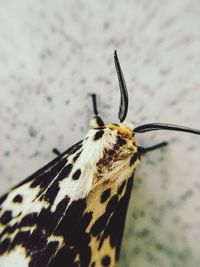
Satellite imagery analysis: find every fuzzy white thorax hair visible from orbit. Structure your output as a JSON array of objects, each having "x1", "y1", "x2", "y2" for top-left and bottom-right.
[{"x1": 52, "y1": 128, "x2": 118, "y2": 209}]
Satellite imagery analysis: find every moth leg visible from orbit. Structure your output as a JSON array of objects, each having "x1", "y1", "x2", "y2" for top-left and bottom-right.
[
  {"x1": 90, "y1": 94, "x2": 105, "y2": 128},
  {"x1": 52, "y1": 148, "x2": 62, "y2": 156},
  {"x1": 138, "y1": 141, "x2": 168, "y2": 156}
]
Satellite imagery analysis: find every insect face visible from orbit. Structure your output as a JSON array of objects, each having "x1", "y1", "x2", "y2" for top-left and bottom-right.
[{"x1": 88, "y1": 123, "x2": 140, "y2": 186}]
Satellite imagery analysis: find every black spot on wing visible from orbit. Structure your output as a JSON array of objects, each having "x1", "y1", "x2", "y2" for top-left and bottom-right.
[
  {"x1": 72, "y1": 151, "x2": 82, "y2": 163},
  {"x1": 72, "y1": 169, "x2": 81, "y2": 180},
  {"x1": 13, "y1": 194, "x2": 23, "y2": 203},
  {"x1": 94, "y1": 130, "x2": 104, "y2": 140},
  {"x1": 130, "y1": 152, "x2": 138, "y2": 166},
  {"x1": 0, "y1": 211, "x2": 12, "y2": 225},
  {"x1": 100, "y1": 189, "x2": 111, "y2": 203},
  {"x1": 101, "y1": 255, "x2": 111, "y2": 266}
]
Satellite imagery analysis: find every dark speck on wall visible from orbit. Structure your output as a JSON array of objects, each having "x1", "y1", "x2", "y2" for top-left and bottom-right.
[
  {"x1": 29, "y1": 126, "x2": 37, "y2": 137},
  {"x1": 4, "y1": 151, "x2": 10, "y2": 157},
  {"x1": 46, "y1": 96, "x2": 52, "y2": 102}
]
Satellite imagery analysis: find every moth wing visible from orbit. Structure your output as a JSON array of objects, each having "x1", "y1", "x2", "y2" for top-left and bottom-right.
[
  {"x1": 83, "y1": 173, "x2": 134, "y2": 267},
  {"x1": 0, "y1": 140, "x2": 83, "y2": 266}
]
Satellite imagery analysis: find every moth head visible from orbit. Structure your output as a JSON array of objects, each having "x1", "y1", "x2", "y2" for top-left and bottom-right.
[
  {"x1": 103, "y1": 51, "x2": 200, "y2": 142},
  {"x1": 86, "y1": 122, "x2": 140, "y2": 189},
  {"x1": 88, "y1": 123, "x2": 139, "y2": 185}
]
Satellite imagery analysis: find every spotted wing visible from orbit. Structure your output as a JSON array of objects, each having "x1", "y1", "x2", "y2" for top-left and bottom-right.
[
  {"x1": 82, "y1": 174, "x2": 134, "y2": 267},
  {"x1": 0, "y1": 140, "x2": 83, "y2": 267}
]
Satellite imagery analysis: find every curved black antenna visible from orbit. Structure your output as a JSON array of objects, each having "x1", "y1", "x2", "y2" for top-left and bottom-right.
[
  {"x1": 114, "y1": 50, "x2": 129, "y2": 122},
  {"x1": 91, "y1": 94, "x2": 99, "y2": 116},
  {"x1": 134, "y1": 123, "x2": 200, "y2": 135}
]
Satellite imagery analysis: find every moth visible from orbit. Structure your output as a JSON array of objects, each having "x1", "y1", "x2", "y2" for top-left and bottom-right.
[{"x1": 0, "y1": 51, "x2": 200, "y2": 267}]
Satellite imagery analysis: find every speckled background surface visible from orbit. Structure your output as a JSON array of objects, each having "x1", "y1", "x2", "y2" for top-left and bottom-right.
[{"x1": 0, "y1": 0, "x2": 200, "y2": 266}]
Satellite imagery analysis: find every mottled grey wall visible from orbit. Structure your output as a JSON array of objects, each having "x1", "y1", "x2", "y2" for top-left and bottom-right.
[{"x1": 0, "y1": 1, "x2": 200, "y2": 266}]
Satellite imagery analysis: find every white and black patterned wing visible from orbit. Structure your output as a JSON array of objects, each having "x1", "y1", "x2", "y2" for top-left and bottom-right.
[
  {"x1": 0, "y1": 140, "x2": 83, "y2": 267},
  {"x1": 0, "y1": 124, "x2": 140, "y2": 267}
]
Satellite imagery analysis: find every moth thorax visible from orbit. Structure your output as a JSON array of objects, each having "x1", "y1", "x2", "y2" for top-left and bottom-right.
[{"x1": 95, "y1": 134, "x2": 139, "y2": 183}]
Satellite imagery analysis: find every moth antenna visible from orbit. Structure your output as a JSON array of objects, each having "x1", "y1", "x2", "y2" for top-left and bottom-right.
[
  {"x1": 91, "y1": 93, "x2": 99, "y2": 116},
  {"x1": 90, "y1": 93, "x2": 104, "y2": 127},
  {"x1": 134, "y1": 123, "x2": 200, "y2": 135},
  {"x1": 114, "y1": 50, "x2": 129, "y2": 122}
]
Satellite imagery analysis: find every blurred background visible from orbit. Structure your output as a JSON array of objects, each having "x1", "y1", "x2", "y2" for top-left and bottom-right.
[{"x1": 0, "y1": 0, "x2": 200, "y2": 266}]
